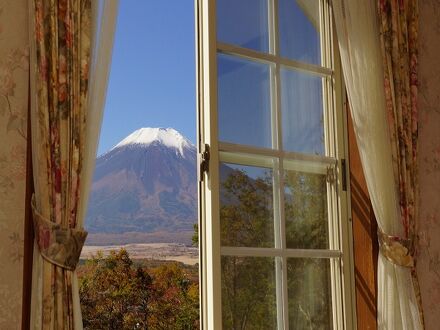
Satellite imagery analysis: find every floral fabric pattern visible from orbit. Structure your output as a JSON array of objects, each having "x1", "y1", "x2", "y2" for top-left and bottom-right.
[
  {"x1": 378, "y1": 0, "x2": 419, "y2": 253},
  {"x1": 377, "y1": 0, "x2": 424, "y2": 326},
  {"x1": 31, "y1": 0, "x2": 91, "y2": 328},
  {"x1": 0, "y1": 0, "x2": 29, "y2": 328},
  {"x1": 32, "y1": 197, "x2": 87, "y2": 271}
]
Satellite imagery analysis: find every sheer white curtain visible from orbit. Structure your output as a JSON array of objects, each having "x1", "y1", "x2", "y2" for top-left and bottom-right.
[
  {"x1": 73, "y1": 0, "x2": 119, "y2": 327},
  {"x1": 332, "y1": 1, "x2": 422, "y2": 329}
]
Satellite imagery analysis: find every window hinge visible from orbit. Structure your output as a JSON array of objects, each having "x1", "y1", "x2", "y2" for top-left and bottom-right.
[
  {"x1": 198, "y1": 144, "x2": 210, "y2": 182},
  {"x1": 341, "y1": 159, "x2": 347, "y2": 191},
  {"x1": 326, "y1": 165, "x2": 336, "y2": 185}
]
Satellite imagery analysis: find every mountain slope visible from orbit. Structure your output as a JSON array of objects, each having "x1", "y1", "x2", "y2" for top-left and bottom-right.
[{"x1": 85, "y1": 128, "x2": 197, "y2": 244}]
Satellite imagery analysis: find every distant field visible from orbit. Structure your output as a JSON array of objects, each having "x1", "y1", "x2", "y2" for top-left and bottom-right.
[
  {"x1": 81, "y1": 242, "x2": 199, "y2": 265},
  {"x1": 85, "y1": 230, "x2": 194, "y2": 246}
]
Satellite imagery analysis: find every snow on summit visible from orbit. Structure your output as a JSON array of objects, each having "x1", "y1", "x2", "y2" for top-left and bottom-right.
[{"x1": 112, "y1": 127, "x2": 194, "y2": 156}]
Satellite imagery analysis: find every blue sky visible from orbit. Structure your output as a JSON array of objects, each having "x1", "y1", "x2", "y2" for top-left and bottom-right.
[{"x1": 97, "y1": 0, "x2": 196, "y2": 155}]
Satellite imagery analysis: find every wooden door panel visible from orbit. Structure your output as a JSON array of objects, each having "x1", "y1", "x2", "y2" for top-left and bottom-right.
[{"x1": 347, "y1": 107, "x2": 379, "y2": 330}]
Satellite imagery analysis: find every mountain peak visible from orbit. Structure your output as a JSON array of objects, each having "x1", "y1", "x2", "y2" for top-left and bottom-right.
[{"x1": 112, "y1": 127, "x2": 194, "y2": 156}]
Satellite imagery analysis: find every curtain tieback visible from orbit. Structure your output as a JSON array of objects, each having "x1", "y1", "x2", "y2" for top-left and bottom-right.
[
  {"x1": 377, "y1": 227, "x2": 414, "y2": 268},
  {"x1": 31, "y1": 195, "x2": 88, "y2": 271}
]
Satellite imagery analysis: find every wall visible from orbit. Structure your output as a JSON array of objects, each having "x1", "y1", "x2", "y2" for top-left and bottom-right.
[
  {"x1": 417, "y1": 1, "x2": 440, "y2": 329},
  {"x1": 0, "y1": 0, "x2": 29, "y2": 328}
]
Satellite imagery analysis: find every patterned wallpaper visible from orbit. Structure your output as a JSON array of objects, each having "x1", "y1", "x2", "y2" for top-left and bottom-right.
[
  {"x1": 417, "y1": 1, "x2": 440, "y2": 329},
  {"x1": 0, "y1": 0, "x2": 28, "y2": 328}
]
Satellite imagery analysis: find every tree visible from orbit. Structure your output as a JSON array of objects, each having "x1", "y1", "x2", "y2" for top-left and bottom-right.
[
  {"x1": 284, "y1": 171, "x2": 328, "y2": 249},
  {"x1": 218, "y1": 168, "x2": 331, "y2": 329},
  {"x1": 220, "y1": 170, "x2": 277, "y2": 329},
  {"x1": 284, "y1": 171, "x2": 332, "y2": 329},
  {"x1": 192, "y1": 223, "x2": 198, "y2": 247},
  {"x1": 149, "y1": 263, "x2": 199, "y2": 329},
  {"x1": 79, "y1": 249, "x2": 143, "y2": 329},
  {"x1": 79, "y1": 249, "x2": 199, "y2": 329},
  {"x1": 220, "y1": 169, "x2": 274, "y2": 248}
]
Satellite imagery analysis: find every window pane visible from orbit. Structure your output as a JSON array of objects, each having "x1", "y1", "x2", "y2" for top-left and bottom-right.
[
  {"x1": 278, "y1": 0, "x2": 321, "y2": 65},
  {"x1": 222, "y1": 256, "x2": 277, "y2": 329},
  {"x1": 220, "y1": 163, "x2": 274, "y2": 247},
  {"x1": 217, "y1": 0, "x2": 270, "y2": 53},
  {"x1": 287, "y1": 258, "x2": 333, "y2": 329},
  {"x1": 284, "y1": 166, "x2": 329, "y2": 249},
  {"x1": 281, "y1": 68, "x2": 325, "y2": 155},
  {"x1": 218, "y1": 54, "x2": 272, "y2": 149}
]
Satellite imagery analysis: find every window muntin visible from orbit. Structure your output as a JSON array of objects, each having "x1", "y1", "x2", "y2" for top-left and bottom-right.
[{"x1": 214, "y1": 0, "x2": 345, "y2": 329}]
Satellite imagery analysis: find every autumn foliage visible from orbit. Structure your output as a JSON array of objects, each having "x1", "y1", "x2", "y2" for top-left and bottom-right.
[
  {"x1": 79, "y1": 168, "x2": 332, "y2": 329},
  {"x1": 78, "y1": 249, "x2": 199, "y2": 330}
]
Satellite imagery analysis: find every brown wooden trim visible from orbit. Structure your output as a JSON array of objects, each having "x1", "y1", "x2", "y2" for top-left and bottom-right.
[
  {"x1": 21, "y1": 72, "x2": 34, "y2": 330},
  {"x1": 347, "y1": 102, "x2": 379, "y2": 330}
]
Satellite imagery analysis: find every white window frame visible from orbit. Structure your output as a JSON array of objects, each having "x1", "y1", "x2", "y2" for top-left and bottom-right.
[{"x1": 196, "y1": 0, "x2": 356, "y2": 329}]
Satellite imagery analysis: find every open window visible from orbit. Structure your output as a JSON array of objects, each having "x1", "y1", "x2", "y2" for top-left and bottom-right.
[{"x1": 197, "y1": 0, "x2": 355, "y2": 328}]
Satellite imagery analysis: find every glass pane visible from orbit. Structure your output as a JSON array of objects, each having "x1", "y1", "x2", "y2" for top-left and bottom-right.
[
  {"x1": 284, "y1": 166, "x2": 329, "y2": 249},
  {"x1": 218, "y1": 54, "x2": 272, "y2": 149},
  {"x1": 217, "y1": 0, "x2": 270, "y2": 53},
  {"x1": 222, "y1": 256, "x2": 277, "y2": 329},
  {"x1": 287, "y1": 258, "x2": 333, "y2": 329},
  {"x1": 278, "y1": 0, "x2": 322, "y2": 65},
  {"x1": 220, "y1": 163, "x2": 274, "y2": 247},
  {"x1": 281, "y1": 68, "x2": 325, "y2": 155}
]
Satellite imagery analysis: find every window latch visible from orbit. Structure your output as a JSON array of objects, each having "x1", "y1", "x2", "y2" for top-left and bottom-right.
[{"x1": 198, "y1": 144, "x2": 210, "y2": 182}]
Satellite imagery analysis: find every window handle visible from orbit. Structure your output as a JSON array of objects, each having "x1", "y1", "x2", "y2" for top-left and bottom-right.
[{"x1": 198, "y1": 144, "x2": 210, "y2": 182}]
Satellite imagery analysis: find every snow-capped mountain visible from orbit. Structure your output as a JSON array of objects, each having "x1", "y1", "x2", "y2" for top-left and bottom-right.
[
  {"x1": 85, "y1": 127, "x2": 197, "y2": 245},
  {"x1": 111, "y1": 127, "x2": 193, "y2": 157}
]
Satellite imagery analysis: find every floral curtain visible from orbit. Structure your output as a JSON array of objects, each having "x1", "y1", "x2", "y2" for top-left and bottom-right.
[
  {"x1": 377, "y1": 0, "x2": 423, "y2": 324},
  {"x1": 29, "y1": 0, "x2": 92, "y2": 328},
  {"x1": 332, "y1": 0, "x2": 423, "y2": 329}
]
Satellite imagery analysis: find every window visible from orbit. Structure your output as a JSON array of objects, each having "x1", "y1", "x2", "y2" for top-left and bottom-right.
[{"x1": 197, "y1": 0, "x2": 355, "y2": 328}]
